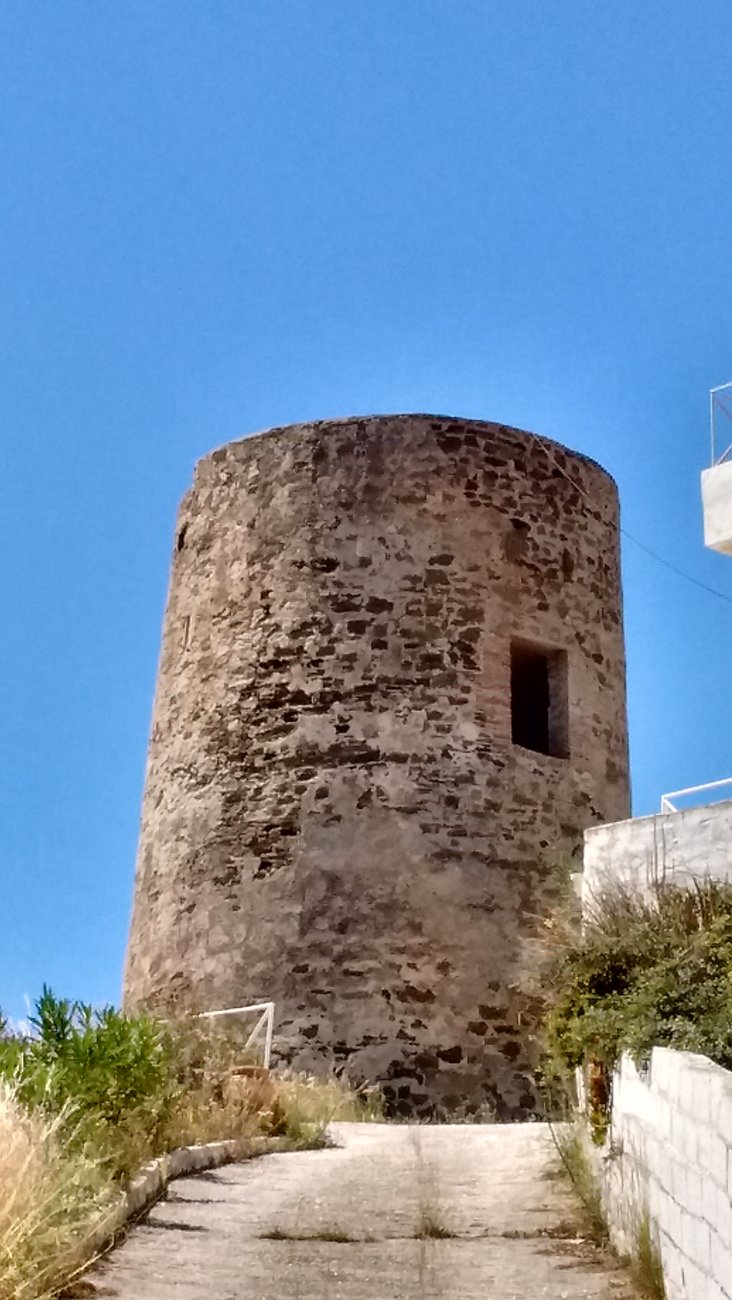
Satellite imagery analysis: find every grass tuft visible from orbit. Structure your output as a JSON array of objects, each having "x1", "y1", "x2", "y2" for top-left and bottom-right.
[
  {"x1": 552, "y1": 1121, "x2": 666, "y2": 1298},
  {"x1": 260, "y1": 1227, "x2": 364, "y2": 1243},
  {"x1": 550, "y1": 1122, "x2": 607, "y2": 1244},
  {"x1": 632, "y1": 1213, "x2": 666, "y2": 1299},
  {"x1": 413, "y1": 1212, "x2": 456, "y2": 1240}
]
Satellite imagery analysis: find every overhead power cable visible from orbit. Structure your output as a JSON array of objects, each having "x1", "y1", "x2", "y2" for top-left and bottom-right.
[
  {"x1": 534, "y1": 432, "x2": 732, "y2": 608},
  {"x1": 619, "y1": 529, "x2": 732, "y2": 607}
]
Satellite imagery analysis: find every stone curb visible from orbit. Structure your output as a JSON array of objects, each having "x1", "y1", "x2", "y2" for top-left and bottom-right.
[{"x1": 89, "y1": 1135, "x2": 284, "y2": 1257}]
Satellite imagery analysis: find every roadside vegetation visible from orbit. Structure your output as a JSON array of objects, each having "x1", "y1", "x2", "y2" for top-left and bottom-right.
[
  {"x1": 552, "y1": 1124, "x2": 665, "y2": 1299},
  {"x1": 540, "y1": 878, "x2": 732, "y2": 1300},
  {"x1": 0, "y1": 988, "x2": 376, "y2": 1300},
  {"x1": 542, "y1": 878, "x2": 732, "y2": 1112}
]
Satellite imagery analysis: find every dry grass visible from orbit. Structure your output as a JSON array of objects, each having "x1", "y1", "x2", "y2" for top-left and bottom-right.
[
  {"x1": 413, "y1": 1210, "x2": 456, "y2": 1240},
  {"x1": 0, "y1": 1081, "x2": 115, "y2": 1300},
  {"x1": 167, "y1": 1068, "x2": 380, "y2": 1154},
  {"x1": 407, "y1": 1127, "x2": 457, "y2": 1241},
  {"x1": 550, "y1": 1121, "x2": 607, "y2": 1244},
  {"x1": 632, "y1": 1213, "x2": 666, "y2": 1299},
  {"x1": 162, "y1": 1071, "x2": 271, "y2": 1153},
  {"x1": 260, "y1": 1226, "x2": 364, "y2": 1243},
  {"x1": 271, "y1": 1073, "x2": 382, "y2": 1146},
  {"x1": 0, "y1": 990, "x2": 380, "y2": 1300}
]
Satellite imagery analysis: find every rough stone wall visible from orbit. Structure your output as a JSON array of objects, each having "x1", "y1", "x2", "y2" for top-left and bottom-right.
[{"x1": 124, "y1": 414, "x2": 629, "y2": 1117}]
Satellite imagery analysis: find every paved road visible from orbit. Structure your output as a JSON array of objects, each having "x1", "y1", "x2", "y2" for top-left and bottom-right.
[{"x1": 86, "y1": 1123, "x2": 638, "y2": 1300}]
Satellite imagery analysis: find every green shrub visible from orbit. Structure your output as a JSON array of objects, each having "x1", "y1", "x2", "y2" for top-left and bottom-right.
[
  {"x1": 543, "y1": 880, "x2": 732, "y2": 1083},
  {"x1": 0, "y1": 990, "x2": 377, "y2": 1296},
  {"x1": 0, "y1": 989, "x2": 378, "y2": 1178},
  {"x1": 0, "y1": 988, "x2": 182, "y2": 1178}
]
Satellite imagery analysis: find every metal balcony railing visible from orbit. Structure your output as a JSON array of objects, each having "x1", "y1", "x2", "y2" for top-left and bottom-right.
[
  {"x1": 710, "y1": 381, "x2": 732, "y2": 465},
  {"x1": 660, "y1": 778, "x2": 732, "y2": 815}
]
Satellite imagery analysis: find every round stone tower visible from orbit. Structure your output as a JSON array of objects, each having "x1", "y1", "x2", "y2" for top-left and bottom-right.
[{"x1": 124, "y1": 414, "x2": 629, "y2": 1117}]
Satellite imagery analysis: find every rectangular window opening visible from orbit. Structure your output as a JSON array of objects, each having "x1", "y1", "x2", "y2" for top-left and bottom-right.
[{"x1": 510, "y1": 640, "x2": 569, "y2": 758}]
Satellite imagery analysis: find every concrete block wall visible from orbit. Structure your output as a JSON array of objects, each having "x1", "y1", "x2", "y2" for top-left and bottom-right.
[
  {"x1": 595, "y1": 1048, "x2": 732, "y2": 1300},
  {"x1": 583, "y1": 801, "x2": 732, "y2": 908}
]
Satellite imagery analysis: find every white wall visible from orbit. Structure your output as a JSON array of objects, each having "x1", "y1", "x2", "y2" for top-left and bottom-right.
[
  {"x1": 592, "y1": 1049, "x2": 732, "y2": 1300},
  {"x1": 702, "y1": 461, "x2": 732, "y2": 555},
  {"x1": 582, "y1": 801, "x2": 732, "y2": 908}
]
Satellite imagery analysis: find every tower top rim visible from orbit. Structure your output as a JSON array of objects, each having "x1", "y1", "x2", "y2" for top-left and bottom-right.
[{"x1": 199, "y1": 413, "x2": 618, "y2": 490}]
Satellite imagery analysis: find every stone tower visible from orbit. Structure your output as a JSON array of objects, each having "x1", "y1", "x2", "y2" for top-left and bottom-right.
[{"x1": 124, "y1": 414, "x2": 629, "y2": 1117}]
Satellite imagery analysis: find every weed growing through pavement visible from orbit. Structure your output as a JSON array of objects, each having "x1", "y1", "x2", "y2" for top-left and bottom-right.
[
  {"x1": 260, "y1": 1227, "x2": 369, "y2": 1243},
  {"x1": 551, "y1": 1120, "x2": 665, "y2": 1298},
  {"x1": 409, "y1": 1128, "x2": 458, "y2": 1242},
  {"x1": 549, "y1": 1122, "x2": 607, "y2": 1244}
]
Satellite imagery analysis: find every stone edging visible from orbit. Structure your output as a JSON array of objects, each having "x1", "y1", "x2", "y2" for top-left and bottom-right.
[{"x1": 91, "y1": 1135, "x2": 284, "y2": 1256}]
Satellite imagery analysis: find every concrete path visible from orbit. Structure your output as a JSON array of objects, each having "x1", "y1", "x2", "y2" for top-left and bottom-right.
[{"x1": 86, "y1": 1124, "x2": 639, "y2": 1300}]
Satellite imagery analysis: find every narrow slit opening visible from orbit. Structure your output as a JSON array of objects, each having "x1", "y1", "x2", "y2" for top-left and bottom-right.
[{"x1": 510, "y1": 640, "x2": 569, "y2": 758}]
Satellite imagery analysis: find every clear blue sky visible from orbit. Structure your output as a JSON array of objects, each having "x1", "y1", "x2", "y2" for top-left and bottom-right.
[{"x1": 2, "y1": 2, "x2": 732, "y2": 1019}]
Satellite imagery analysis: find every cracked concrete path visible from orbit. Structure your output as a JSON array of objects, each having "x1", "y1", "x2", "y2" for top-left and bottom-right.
[{"x1": 86, "y1": 1123, "x2": 639, "y2": 1300}]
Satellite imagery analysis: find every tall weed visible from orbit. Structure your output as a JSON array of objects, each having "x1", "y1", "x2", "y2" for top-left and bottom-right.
[{"x1": 0, "y1": 1081, "x2": 113, "y2": 1300}]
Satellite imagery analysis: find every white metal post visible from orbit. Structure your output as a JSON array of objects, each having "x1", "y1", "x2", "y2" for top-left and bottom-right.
[
  {"x1": 196, "y1": 1001, "x2": 276, "y2": 1069},
  {"x1": 263, "y1": 1003, "x2": 274, "y2": 1070}
]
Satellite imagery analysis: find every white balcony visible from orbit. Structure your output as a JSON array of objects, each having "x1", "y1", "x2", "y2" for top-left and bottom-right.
[
  {"x1": 702, "y1": 381, "x2": 732, "y2": 554},
  {"x1": 702, "y1": 459, "x2": 732, "y2": 554}
]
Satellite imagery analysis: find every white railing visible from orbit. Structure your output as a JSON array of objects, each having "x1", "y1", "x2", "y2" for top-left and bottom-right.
[
  {"x1": 197, "y1": 1001, "x2": 275, "y2": 1069},
  {"x1": 660, "y1": 778, "x2": 732, "y2": 815},
  {"x1": 710, "y1": 381, "x2": 732, "y2": 465}
]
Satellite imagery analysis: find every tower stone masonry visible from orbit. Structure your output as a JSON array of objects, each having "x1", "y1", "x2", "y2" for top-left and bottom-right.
[{"x1": 124, "y1": 414, "x2": 629, "y2": 1117}]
